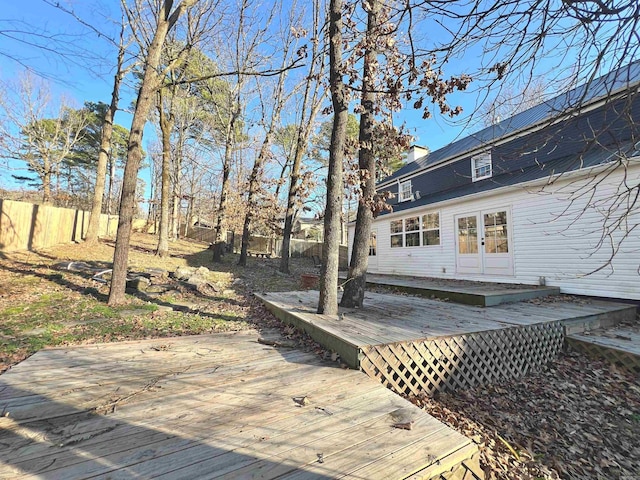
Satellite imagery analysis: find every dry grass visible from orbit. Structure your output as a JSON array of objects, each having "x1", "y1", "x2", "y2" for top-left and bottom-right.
[{"x1": 0, "y1": 233, "x2": 315, "y2": 373}]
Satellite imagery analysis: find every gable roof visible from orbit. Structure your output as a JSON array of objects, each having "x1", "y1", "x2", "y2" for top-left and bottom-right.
[{"x1": 379, "y1": 61, "x2": 640, "y2": 187}]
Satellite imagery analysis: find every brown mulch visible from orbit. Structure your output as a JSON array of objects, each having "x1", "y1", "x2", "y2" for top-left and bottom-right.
[{"x1": 409, "y1": 351, "x2": 640, "y2": 480}]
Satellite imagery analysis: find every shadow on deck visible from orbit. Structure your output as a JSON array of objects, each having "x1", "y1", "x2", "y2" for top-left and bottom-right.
[{"x1": 0, "y1": 330, "x2": 478, "y2": 480}]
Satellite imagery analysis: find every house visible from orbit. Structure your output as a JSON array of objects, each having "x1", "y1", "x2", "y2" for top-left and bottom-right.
[
  {"x1": 292, "y1": 217, "x2": 324, "y2": 241},
  {"x1": 349, "y1": 63, "x2": 640, "y2": 300}
]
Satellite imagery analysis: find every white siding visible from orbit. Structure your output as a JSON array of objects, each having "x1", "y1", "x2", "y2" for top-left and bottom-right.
[
  {"x1": 369, "y1": 162, "x2": 640, "y2": 300},
  {"x1": 347, "y1": 225, "x2": 355, "y2": 264}
]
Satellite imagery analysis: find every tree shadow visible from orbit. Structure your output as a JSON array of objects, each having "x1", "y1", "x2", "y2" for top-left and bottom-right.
[{"x1": 0, "y1": 377, "x2": 335, "y2": 478}]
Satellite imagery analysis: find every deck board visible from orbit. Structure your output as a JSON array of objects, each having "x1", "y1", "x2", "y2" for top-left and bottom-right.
[{"x1": 0, "y1": 330, "x2": 473, "y2": 479}]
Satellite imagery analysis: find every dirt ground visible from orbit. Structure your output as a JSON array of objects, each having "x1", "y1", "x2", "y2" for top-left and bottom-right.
[{"x1": 1, "y1": 234, "x2": 639, "y2": 479}]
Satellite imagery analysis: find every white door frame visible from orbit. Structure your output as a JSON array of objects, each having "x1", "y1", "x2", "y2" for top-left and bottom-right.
[{"x1": 455, "y1": 208, "x2": 513, "y2": 276}]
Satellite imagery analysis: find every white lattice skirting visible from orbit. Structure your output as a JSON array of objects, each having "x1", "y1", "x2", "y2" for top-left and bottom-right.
[{"x1": 360, "y1": 322, "x2": 565, "y2": 396}]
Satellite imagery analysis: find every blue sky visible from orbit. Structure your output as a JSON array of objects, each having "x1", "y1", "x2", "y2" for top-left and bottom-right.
[{"x1": 1, "y1": 0, "x2": 630, "y2": 195}]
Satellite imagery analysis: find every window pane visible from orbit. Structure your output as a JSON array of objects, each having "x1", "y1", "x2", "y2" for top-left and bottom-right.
[
  {"x1": 423, "y1": 213, "x2": 439, "y2": 230},
  {"x1": 484, "y1": 211, "x2": 508, "y2": 253},
  {"x1": 406, "y1": 232, "x2": 420, "y2": 246},
  {"x1": 497, "y1": 226, "x2": 508, "y2": 253},
  {"x1": 423, "y1": 230, "x2": 440, "y2": 246},
  {"x1": 458, "y1": 232, "x2": 468, "y2": 254},
  {"x1": 458, "y1": 216, "x2": 478, "y2": 254},
  {"x1": 405, "y1": 216, "x2": 420, "y2": 231},
  {"x1": 484, "y1": 213, "x2": 495, "y2": 226},
  {"x1": 391, "y1": 234, "x2": 403, "y2": 248},
  {"x1": 390, "y1": 220, "x2": 403, "y2": 233}
]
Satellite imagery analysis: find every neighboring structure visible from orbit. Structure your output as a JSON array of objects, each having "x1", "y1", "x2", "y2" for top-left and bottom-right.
[
  {"x1": 349, "y1": 63, "x2": 640, "y2": 300},
  {"x1": 292, "y1": 217, "x2": 324, "y2": 241}
]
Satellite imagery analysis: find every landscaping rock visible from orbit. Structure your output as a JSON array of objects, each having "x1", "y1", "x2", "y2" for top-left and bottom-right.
[
  {"x1": 126, "y1": 277, "x2": 151, "y2": 292},
  {"x1": 173, "y1": 266, "x2": 197, "y2": 281}
]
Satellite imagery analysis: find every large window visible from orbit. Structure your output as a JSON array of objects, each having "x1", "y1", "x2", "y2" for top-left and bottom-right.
[
  {"x1": 390, "y1": 220, "x2": 404, "y2": 248},
  {"x1": 390, "y1": 212, "x2": 440, "y2": 248},
  {"x1": 472, "y1": 152, "x2": 492, "y2": 181},
  {"x1": 422, "y1": 213, "x2": 440, "y2": 245},
  {"x1": 399, "y1": 180, "x2": 412, "y2": 201}
]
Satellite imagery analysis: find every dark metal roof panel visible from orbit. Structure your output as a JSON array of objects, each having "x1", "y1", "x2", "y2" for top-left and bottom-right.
[
  {"x1": 383, "y1": 142, "x2": 639, "y2": 215},
  {"x1": 380, "y1": 61, "x2": 640, "y2": 185}
]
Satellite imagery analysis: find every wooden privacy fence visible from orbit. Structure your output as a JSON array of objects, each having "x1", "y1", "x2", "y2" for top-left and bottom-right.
[
  {"x1": 0, "y1": 199, "x2": 133, "y2": 252},
  {"x1": 185, "y1": 226, "x2": 348, "y2": 268}
]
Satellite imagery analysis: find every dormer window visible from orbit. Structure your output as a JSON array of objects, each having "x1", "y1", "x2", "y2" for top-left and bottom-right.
[
  {"x1": 399, "y1": 180, "x2": 412, "y2": 202},
  {"x1": 472, "y1": 152, "x2": 492, "y2": 181}
]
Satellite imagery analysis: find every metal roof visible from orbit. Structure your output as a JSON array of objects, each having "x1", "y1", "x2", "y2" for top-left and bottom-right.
[
  {"x1": 380, "y1": 61, "x2": 640, "y2": 185},
  {"x1": 385, "y1": 139, "x2": 640, "y2": 215}
]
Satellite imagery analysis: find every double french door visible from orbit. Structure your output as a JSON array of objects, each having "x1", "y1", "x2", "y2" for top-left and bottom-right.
[{"x1": 455, "y1": 209, "x2": 513, "y2": 275}]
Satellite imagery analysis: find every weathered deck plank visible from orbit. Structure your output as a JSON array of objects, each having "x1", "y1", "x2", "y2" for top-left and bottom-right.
[{"x1": 0, "y1": 330, "x2": 474, "y2": 479}]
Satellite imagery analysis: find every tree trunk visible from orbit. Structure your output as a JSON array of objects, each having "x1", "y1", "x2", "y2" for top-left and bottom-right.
[
  {"x1": 171, "y1": 133, "x2": 183, "y2": 240},
  {"x1": 42, "y1": 165, "x2": 52, "y2": 204},
  {"x1": 340, "y1": 0, "x2": 379, "y2": 308},
  {"x1": 213, "y1": 130, "x2": 235, "y2": 263},
  {"x1": 85, "y1": 26, "x2": 125, "y2": 244},
  {"x1": 278, "y1": 155, "x2": 301, "y2": 273},
  {"x1": 156, "y1": 89, "x2": 174, "y2": 258},
  {"x1": 108, "y1": 0, "x2": 181, "y2": 306},
  {"x1": 317, "y1": 0, "x2": 347, "y2": 315},
  {"x1": 212, "y1": 114, "x2": 236, "y2": 262}
]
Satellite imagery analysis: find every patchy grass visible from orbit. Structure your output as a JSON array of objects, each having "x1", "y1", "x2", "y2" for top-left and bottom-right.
[{"x1": 0, "y1": 233, "x2": 310, "y2": 372}]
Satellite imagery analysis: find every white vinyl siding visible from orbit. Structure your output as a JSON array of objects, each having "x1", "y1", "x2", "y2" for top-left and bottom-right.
[{"x1": 365, "y1": 161, "x2": 640, "y2": 300}]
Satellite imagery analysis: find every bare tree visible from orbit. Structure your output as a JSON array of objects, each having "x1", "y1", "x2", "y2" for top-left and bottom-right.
[
  {"x1": 278, "y1": 9, "x2": 328, "y2": 274},
  {"x1": 317, "y1": 0, "x2": 349, "y2": 315},
  {"x1": 339, "y1": 0, "x2": 381, "y2": 308},
  {"x1": 85, "y1": 20, "x2": 129, "y2": 244},
  {"x1": 0, "y1": 72, "x2": 88, "y2": 204},
  {"x1": 237, "y1": 4, "x2": 302, "y2": 266},
  {"x1": 478, "y1": 77, "x2": 549, "y2": 126},
  {"x1": 109, "y1": 0, "x2": 201, "y2": 305}
]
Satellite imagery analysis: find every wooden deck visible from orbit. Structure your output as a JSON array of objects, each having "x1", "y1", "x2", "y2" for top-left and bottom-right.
[
  {"x1": 258, "y1": 291, "x2": 636, "y2": 396},
  {"x1": 258, "y1": 290, "x2": 636, "y2": 367},
  {"x1": 0, "y1": 330, "x2": 476, "y2": 479}
]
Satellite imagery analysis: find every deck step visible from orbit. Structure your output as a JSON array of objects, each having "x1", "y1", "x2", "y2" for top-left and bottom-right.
[
  {"x1": 346, "y1": 274, "x2": 561, "y2": 307},
  {"x1": 561, "y1": 304, "x2": 637, "y2": 335},
  {"x1": 567, "y1": 322, "x2": 640, "y2": 373}
]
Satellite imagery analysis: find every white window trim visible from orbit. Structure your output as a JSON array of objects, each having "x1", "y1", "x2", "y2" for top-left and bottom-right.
[
  {"x1": 399, "y1": 180, "x2": 412, "y2": 202},
  {"x1": 390, "y1": 211, "x2": 441, "y2": 248},
  {"x1": 471, "y1": 152, "x2": 492, "y2": 182}
]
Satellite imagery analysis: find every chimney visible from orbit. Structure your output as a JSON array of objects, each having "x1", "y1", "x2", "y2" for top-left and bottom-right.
[{"x1": 407, "y1": 145, "x2": 429, "y2": 164}]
